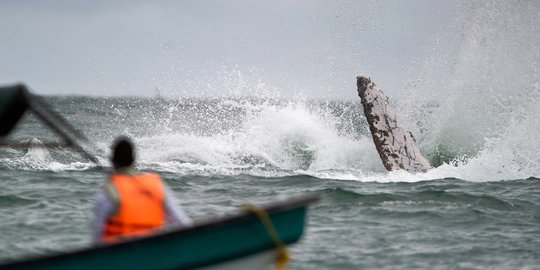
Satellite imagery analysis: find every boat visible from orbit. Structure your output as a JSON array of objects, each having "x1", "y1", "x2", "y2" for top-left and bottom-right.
[
  {"x1": 0, "y1": 84, "x2": 320, "y2": 269},
  {"x1": 0, "y1": 84, "x2": 99, "y2": 163},
  {"x1": 0, "y1": 194, "x2": 319, "y2": 270}
]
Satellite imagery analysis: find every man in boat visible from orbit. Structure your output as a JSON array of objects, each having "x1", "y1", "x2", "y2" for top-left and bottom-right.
[{"x1": 92, "y1": 136, "x2": 192, "y2": 244}]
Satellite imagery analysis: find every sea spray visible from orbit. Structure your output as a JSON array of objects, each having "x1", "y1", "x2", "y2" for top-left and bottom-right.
[
  {"x1": 134, "y1": 99, "x2": 383, "y2": 177},
  {"x1": 394, "y1": 0, "x2": 540, "y2": 180},
  {"x1": 4, "y1": 88, "x2": 539, "y2": 182}
]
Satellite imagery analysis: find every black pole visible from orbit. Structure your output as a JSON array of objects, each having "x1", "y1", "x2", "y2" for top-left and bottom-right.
[{"x1": 19, "y1": 88, "x2": 101, "y2": 165}]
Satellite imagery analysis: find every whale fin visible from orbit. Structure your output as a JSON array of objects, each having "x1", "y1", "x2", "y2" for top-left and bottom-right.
[{"x1": 357, "y1": 76, "x2": 431, "y2": 173}]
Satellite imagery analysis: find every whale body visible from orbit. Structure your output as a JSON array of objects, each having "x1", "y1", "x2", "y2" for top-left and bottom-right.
[{"x1": 356, "y1": 76, "x2": 431, "y2": 173}]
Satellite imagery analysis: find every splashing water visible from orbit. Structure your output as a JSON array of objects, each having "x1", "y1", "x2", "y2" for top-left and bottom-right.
[
  {"x1": 134, "y1": 99, "x2": 383, "y2": 179},
  {"x1": 393, "y1": 0, "x2": 540, "y2": 181},
  {"x1": 2, "y1": 1, "x2": 539, "y2": 183}
]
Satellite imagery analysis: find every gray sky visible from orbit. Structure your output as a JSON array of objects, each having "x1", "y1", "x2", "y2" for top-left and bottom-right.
[{"x1": 0, "y1": 0, "x2": 464, "y2": 99}]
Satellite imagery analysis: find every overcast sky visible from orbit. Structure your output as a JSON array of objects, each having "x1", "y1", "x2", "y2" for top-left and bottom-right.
[{"x1": 0, "y1": 0, "x2": 466, "y2": 99}]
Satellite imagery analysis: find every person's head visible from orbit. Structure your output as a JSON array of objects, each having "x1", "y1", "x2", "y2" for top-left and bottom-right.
[{"x1": 111, "y1": 136, "x2": 135, "y2": 169}]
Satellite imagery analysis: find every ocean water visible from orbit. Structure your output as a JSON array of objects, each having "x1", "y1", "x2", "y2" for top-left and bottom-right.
[
  {"x1": 0, "y1": 95, "x2": 538, "y2": 270},
  {"x1": 1, "y1": 1, "x2": 540, "y2": 269}
]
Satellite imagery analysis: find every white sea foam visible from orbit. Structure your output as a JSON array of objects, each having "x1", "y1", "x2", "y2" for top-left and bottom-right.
[{"x1": 134, "y1": 100, "x2": 384, "y2": 178}]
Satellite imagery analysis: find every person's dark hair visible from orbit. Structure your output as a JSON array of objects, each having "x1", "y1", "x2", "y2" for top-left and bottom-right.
[{"x1": 111, "y1": 136, "x2": 135, "y2": 169}]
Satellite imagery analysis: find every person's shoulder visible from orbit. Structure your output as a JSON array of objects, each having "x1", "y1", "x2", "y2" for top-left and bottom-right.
[
  {"x1": 103, "y1": 180, "x2": 120, "y2": 202},
  {"x1": 139, "y1": 172, "x2": 161, "y2": 179},
  {"x1": 137, "y1": 172, "x2": 164, "y2": 184}
]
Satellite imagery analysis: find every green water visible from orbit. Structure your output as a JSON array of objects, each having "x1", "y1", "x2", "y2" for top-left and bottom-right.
[{"x1": 0, "y1": 96, "x2": 539, "y2": 269}]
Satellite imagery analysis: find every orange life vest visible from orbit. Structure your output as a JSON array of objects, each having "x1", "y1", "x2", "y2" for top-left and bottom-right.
[{"x1": 102, "y1": 173, "x2": 166, "y2": 243}]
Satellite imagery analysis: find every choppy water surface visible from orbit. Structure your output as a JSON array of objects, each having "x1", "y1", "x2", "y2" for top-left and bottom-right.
[
  {"x1": 0, "y1": 94, "x2": 538, "y2": 269},
  {"x1": 2, "y1": 1, "x2": 540, "y2": 269}
]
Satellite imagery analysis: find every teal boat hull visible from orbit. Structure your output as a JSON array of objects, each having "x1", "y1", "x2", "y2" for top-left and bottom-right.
[{"x1": 0, "y1": 195, "x2": 318, "y2": 270}]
